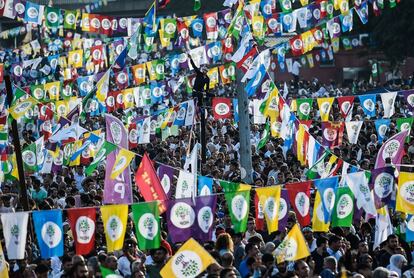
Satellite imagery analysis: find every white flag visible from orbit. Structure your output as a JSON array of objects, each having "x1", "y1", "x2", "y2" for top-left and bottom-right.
[
  {"x1": 3, "y1": 0, "x2": 15, "y2": 19},
  {"x1": 374, "y1": 206, "x2": 393, "y2": 249},
  {"x1": 345, "y1": 171, "x2": 377, "y2": 216},
  {"x1": 295, "y1": 7, "x2": 308, "y2": 29},
  {"x1": 241, "y1": 49, "x2": 271, "y2": 82},
  {"x1": 231, "y1": 32, "x2": 253, "y2": 63},
  {"x1": 49, "y1": 123, "x2": 87, "y2": 143},
  {"x1": 138, "y1": 117, "x2": 151, "y2": 144},
  {"x1": 188, "y1": 46, "x2": 208, "y2": 69},
  {"x1": 1, "y1": 212, "x2": 29, "y2": 259},
  {"x1": 185, "y1": 99, "x2": 195, "y2": 126},
  {"x1": 175, "y1": 170, "x2": 196, "y2": 199},
  {"x1": 184, "y1": 143, "x2": 199, "y2": 198},
  {"x1": 381, "y1": 91, "x2": 397, "y2": 118},
  {"x1": 345, "y1": 121, "x2": 363, "y2": 144}
]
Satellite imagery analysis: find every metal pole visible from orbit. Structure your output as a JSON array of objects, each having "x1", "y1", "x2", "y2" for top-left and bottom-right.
[
  {"x1": 200, "y1": 99, "x2": 207, "y2": 173},
  {"x1": 4, "y1": 75, "x2": 30, "y2": 211},
  {"x1": 236, "y1": 68, "x2": 253, "y2": 184}
]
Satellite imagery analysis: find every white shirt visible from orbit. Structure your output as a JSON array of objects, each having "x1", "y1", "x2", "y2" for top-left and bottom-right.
[
  {"x1": 292, "y1": 61, "x2": 301, "y2": 76},
  {"x1": 118, "y1": 256, "x2": 132, "y2": 277}
]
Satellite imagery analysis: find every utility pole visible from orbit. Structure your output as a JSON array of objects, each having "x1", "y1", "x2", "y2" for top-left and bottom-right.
[
  {"x1": 5, "y1": 75, "x2": 30, "y2": 211},
  {"x1": 236, "y1": 68, "x2": 253, "y2": 184}
]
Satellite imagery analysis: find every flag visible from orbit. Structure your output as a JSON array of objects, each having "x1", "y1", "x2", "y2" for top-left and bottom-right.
[
  {"x1": 193, "y1": 195, "x2": 217, "y2": 242},
  {"x1": 64, "y1": 10, "x2": 77, "y2": 29},
  {"x1": 204, "y1": 12, "x2": 218, "y2": 40},
  {"x1": 227, "y1": 3, "x2": 244, "y2": 39},
  {"x1": 96, "y1": 70, "x2": 110, "y2": 103},
  {"x1": 175, "y1": 170, "x2": 196, "y2": 199},
  {"x1": 321, "y1": 122, "x2": 344, "y2": 148},
  {"x1": 375, "y1": 130, "x2": 409, "y2": 168},
  {"x1": 166, "y1": 198, "x2": 195, "y2": 243},
  {"x1": 274, "y1": 224, "x2": 310, "y2": 263},
  {"x1": 314, "y1": 176, "x2": 339, "y2": 224},
  {"x1": 397, "y1": 172, "x2": 414, "y2": 214},
  {"x1": 262, "y1": 87, "x2": 279, "y2": 121},
  {"x1": 242, "y1": 49, "x2": 270, "y2": 83},
  {"x1": 286, "y1": 181, "x2": 311, "y2": 227},
  {"x1": 337, "y1": 96, "x2": 354, "y2": 119},
  {"x1": 135, "y1": 153, "x2": 168, "y2": 213},
  {"x1": 68, "y1": 49, "x2": 83, "y2": 68},
  {"x1": 374, "y1": 206, "x2": 393, "y2": 249},
  {"x1": 100, "y1": 266, "x2": 120, "y2": 278},
  {"x1": 132, "y1": 201, "x2": 160, "y2": 250},
  {"x1": 355, "y1": 0, "x2": 369, "y2": 24},
  {"x1": 67, "y1": 208, "x2": 96, "y2": 255},
  {"x1": 157, "y1": 165, "x2": 176, "y2": 198},
  {"x1": 245, "y1": 65, "x2": 267, "y2": 97},
  {"x1": 312, "y1": 191, "x2": 330, "y2": 232},
  {"x1": 403, "y1": 90, "x2": 414, "y2": 112},
  {"x1": 317, "y1": 97, "x2": 334, "y2": 121},
  {"x1": 22, "y1": 143, "x2": 37, "y2": 172},
  {"x1": 381, "y1": 92, "x2": 397, "y2": 118},
  {"x1": 307, "y1": 150, "x2": 342, "y2": 180},
  {"x1": 24, "y1": 1, "x2": 42, "y2": 24},
  {"x1": 371, "y1": 167, "x2": 394, "y2": 209},
  {"x1": 1, "y1": 212, "x2": 29, "y2": 260},
  {"x1": 296, "y1": 98, "x2": 313, "y2": 120},
  {"x1": 160, "y1": 238, "x2": 216, "y2": 278},
  {"x1": 257, "y1": 120, "x2": 270, "y2": 150},
  {"x1": 359, "y1": 94, "x2": 376, "y2": 118},
  {"x1": 110, "y1": 148, "x2": 135, "y2": 180},
  {"x1": 345, "y1": 121, "x2": 363, "y2": 144},
  {"x1": 33, "y1": 210, "x2": 64, "y2": 259},
  {"x1": 225, "y1": 186, "x2": 251, "y2": 233},
  {"x1": 0, "y1": 242, "x2": 7, "y2": 278},
  {"x1": 194, "y1": 0, "x2": 201, "y2": 11},
  {"x1": 345, "y1": 171, "x2": 376, "y2": 215},
  {"x1": 8, "y1": 97, "x2": 36, "y2": 120},
  {"x1": 396, "y1": 117, "x2": 413, "y2": 143},
  {"x1": 45, "y1": 7, "x2": 60, "y2": 28},
  {"x1": 198, "y1": 176, "x2": 213, "y2": 196},
  {"x1": 101, "y1": 204, "x2": 128, "y2": 252},
  {"x1": 375, "y1": 119, "x2": 390, "y2": 144},
  {"x1": 256, "y1": 186, "x2": 281, "y2": 233},
  {"x1": 212, "y1": 98, "x2": 232, "y2": 119},
  {"x1": 144, "y1": 1, "x2": 156, "y2": 35},
  {"x1": 331, "y1": 187, "x2": 354, "y2": 227}
]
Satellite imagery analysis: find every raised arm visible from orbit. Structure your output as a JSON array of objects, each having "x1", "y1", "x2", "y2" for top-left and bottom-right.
[{"x1": 188, "y1": 53, "x2": 201, "y2": 74}]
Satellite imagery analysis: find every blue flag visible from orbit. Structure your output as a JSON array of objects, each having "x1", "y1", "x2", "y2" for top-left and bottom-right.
[
  {"x1": 48, "y1": 55, "x2": 60, "y2": 73},
  {"x1": 115, "y1": 47, "x2": 128, "y2": 69},
  {"x1": 233, "y1": 98, "x2": 239, "y2": 123},
  {"x1": 260, "y1": 0, "x2": 273, "y2": 19},
  {"x1": 77, "y1": 75, "x2": 94, "y2": 97},
  {"x1": 33, "y1": 210, "x2": 64, "y2": 259},
  {"x1": 150, "y1": 82, "x2": 163, "y2": 103},
  {"x1": 173, "y1": 102, "x2": 188, "y2": 126},
  {"x1": 407, "y1": 215, "x2": 414, "y2": 242},
  {"x1": 245, "y1": 65, "x2": 266, "y2": 97},
  {"x1": 191, "y1": 18, "x2": 204, "y2": 38},
  {"x1": 70, "y1": 133, "x2": 100, "y2": 162},
  {"x1": 314, "y1": 176, "x2": 339, "y2": 224},
  {"x1": 359, "y1": 94, "x2": 377, "y2": 118},
  {"x1": 375, "y1": 119, "x2": 390, "y2": 144},
  {"x1": 198, "y1": 175, "x2": 213, "y2": 196},
  {"x1": 25, "y1": 2, "x2": 41, "y2": 24}
]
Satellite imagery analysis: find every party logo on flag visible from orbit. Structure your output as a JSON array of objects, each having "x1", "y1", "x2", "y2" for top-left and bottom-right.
[{"x1": 170, "y1": 202, "x2": 195, "y2": 229}]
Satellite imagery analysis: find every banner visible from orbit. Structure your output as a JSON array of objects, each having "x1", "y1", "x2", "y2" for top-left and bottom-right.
[
  {"x1": 296, "y1": 98, "x2": 313, "y2": 120},
  {"x1": 1, "y1": 212, "x2": 29, "y2": 259},
  {"x1": 312, "y1": 191, "x2": 330, "y2": 232},
  {"x1": 160, "y1": 238, "x2": 216, "y2": 278},
  {"x1": 371, "y1": 167, "x2": 394, "y2": 209},
  {"x1": 381, "y1": 91, "x2": 397, "y2": 118},
  {"x1": 359, "y1": 94, "x2": 376, "y2": 118},
  {"x1": 317, "y1": 97, "x2": 334, "y2": 121},
  {"x1": 286, "y1": 181, "x2": 311, "y2": 227},
  {"x1": 375, "y1": 119, "x2": 390, "y2": 144},
  {"x1": 345, "y1": 171, "x2": 376, "y2": 215},
  {"x1": 167, "y1": 198, "x2": 196, "y2": 243},
  {"x1": 157, "y1": 165, "x2": 176, "y2": 198},
  {"x1": 85, "y1": 141, "x2": 116, "y2": 176},
  {"x1": 345, "y1": 121, "x2": 363, "y2": 144},
  {"x1": 314, "y1": 176, "x2": 338, "y2": 224},
  {"x1": 101, "y1": 204, "x2": 128, "y2": 252},
  {"x1": 331, "y1": 186, "x2": 354, "y2": 227},
  {"x1": 375, "y1": 129, "x2": 409, "y2": 169},
  {"x1": 193, "y1": 195, "x2": 217, "y2": 242},
  {"x1": 396, "y1": 172, "x2": 414, "y2": 215},
  {"x1": 274, "y1": 224, "x2": 310, "y2": 263},
  {"x1": 132, "y1": 201, "x2": 161, "y2": 250},
  {"x1": 225, "y1": 187, "x2": 251, "y2": 233},
  {"x1": 256, "y1": 186, "x2": 281, "y2": 233},
  {"x1": 67, "y1": 208, "x2": 96, "y2": 255},
  {"x1": 104, "y1": 114, "x2": 133, "y2": 204},
  {"x1": 33, "y1": 210, "x2": 64, "y2": 259}
]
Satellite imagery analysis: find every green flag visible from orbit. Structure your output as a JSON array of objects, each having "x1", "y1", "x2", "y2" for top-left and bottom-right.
[
  {"x1": 22, "y1": 143, "x2": 37, "y2": 172},
  {"x1": 64, "y1": 10, "x2": 77, "y2": 30},
  {"x1": 341, "y1": 37, "x2": 352, "y2": 50},
  {"x1": 389, "y1": 0, "x2": 397, "y2": 8},
  {"x1": 306, "y1": 151, "x2": 329, "y2": 180},
  {"x1": 132, "y1": 201, "x2": 161, "y2": 250},
  {"x1": 162, "y1": 18, "x2": 177, "y2": 39},
  {"x1": 227, "y1": 8, "x2": 244, "y2": 39},
  {"x1": 194, "y1": 0, "x2": 201, "y2": 11},
  {"x1": 31, "y1": 84, "x2": 45, "y2": 102},
  {"x1": 257, "y1": 121, "x2": 270, "y2": 150},
  {"x1": 85, "y1": 141, "x2": 117, "y2": 176},
  {"x1": 372, "y1": 62, "x2": 378, "y2": 78},
  {"x1": 220, "y1": 180, "x2": 242, "y2": 192},
  {"x1": 12, "y1": 87, "x2": 27, "y2": 105},
  {"x1": 296, "y1": 98, "x2": 313, "y2": 120},
  {"x1": 331, "y1": 187, "x2": 354, "y2": 227},
  {"x1": 99, "y1": 266, "x2": 120, "y2": 278},
  {"x1": 279, "y1": 0, "x2": 292, "y2": 12},
  {"x1": 396, "y1": 117, "x2": 414, "y2": 143},
  {"x1": 45, "y1": 7, "x2": 60, "y2": 28},
  {"x1": 154, "y1": 59, "x2": 165, "y2": 80},
  {"x1": 225, "y1": 190, "x2": 251, "y2": 233}
]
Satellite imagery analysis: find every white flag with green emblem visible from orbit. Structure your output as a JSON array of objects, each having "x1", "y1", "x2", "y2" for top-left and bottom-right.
[
  {"x1": 176, "y1": 170, "x2": 196, "y2": 199},
  {"x1": 1, "y1": 211, "x2": 29, "y2": 259}
]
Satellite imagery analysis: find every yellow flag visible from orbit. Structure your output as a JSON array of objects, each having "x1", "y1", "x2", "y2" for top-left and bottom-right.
[
  {"x1": 161, "y1": 108, "x2": 174, "y2": 129},
  {"x1": 207, "y1": 67, "x2": 219, "y2": 88},
  {"x1": 101, "y1": 204, "x2": 128, "y2": 252},
  {"x1": 69, "y1": 140, "x2": 82, "y2": 166},
  {"x1": 256, "y1": 186, "x2": 281, "y2": 233},
  {"x1": 334, "y1": 0, "x2": 340, "y2": 10},
  {"x1": 81, "y1": 13, "x2": 90, "y2": 32},
  {"x1": 252, "y1": 15, "x2": 264, "y2": 39},
  {"x1": 312, "y1": 191, "x2": 330, "y2": 232},
  {"x1": 160, "y1": 238, "x2": 217, "y2": 278},
  {"x1": 10, "y1": 153, "x2": 19, "y2": 180},
  {"x1": 396, "y1": 172, "x2": 414, "y2": 214},
  {"x1": 59, "y1": 56, "x2": 67, "y2": 68},
  {"x1": 44, "y1": 81, "x2": 61, "y2": 101},
  {"x1": 55, "y1": 100, "x2": 69, "y2": 117},
  {"x1": 0, "y1": 242, "x2": 8, "y2": 278},
  {"x1": 123, "y1": 89, "x2": 135, "y2": 109},
  {"x1": 302, "y1": 31, "x2": 316, "y2": 53},
  {"x1": 8, "y1": 98, "x2": 36, "y2": 119},
  {"x1": 263, "y1": 87, "x2": 279, "y2": 121},
  {"x1": 110, "y1": 148, "x2": 135, "y2": 180},
  {"x1": 96, "y1": 70, "x2": 110, "y2": 103},
  {"x1": 290, "y1": 99, "x2": 297, "y2": 112},
  {"x1": 132, "y1": 64, "x2": 146, "y2": 85},
  {"x1": 159, "y1": 29, "x2": 171, "y2": 48},
  {"x1": 68, "y1": 49, "x2": 83, "y2": 68},
  {"x1": 300, "y1": 0, "x2": 309, "y2": 5},
  {"x1": 317, "y1": 97, "x2": 334, "y2": 121},
  {"x1": 296, "y1": 124, "x2": 306, "y2": 166},
  {"x1": 274, "y1": 224, "x2": 310, "y2": 263},
  {"x1": 339, "y1": 0, "x2": 349, "y2": 15},
  {"x1": 146, "y1": 61, "x2": 157, "y2": 81}
]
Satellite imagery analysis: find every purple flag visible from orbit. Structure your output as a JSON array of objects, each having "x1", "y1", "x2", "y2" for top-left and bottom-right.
[
  {"x1": 167, "y1": 198, "x2": 195, "y2": 243},
  {"x1": 257, "y1": 76, "x2": 272, "y2": 100},
  {"x1": 193, "y1": 195, "x2": 217, "y2": 242},
  {"x1": 402, "y1": 90, "x2": 414, "y2": 112},
  {"x1": 375, "y1": 130, "x2": 409, "y2": 169},
  {"x1": 104, "y1": 114, "x2": 133, "y2": 204},
  {"x1": 278, "y1": 190, "x2": 290, "y2": 231},
  {"x1": 371, "y1": 167, "x2": 394, "y2": 209},
  {"x1": 157, "y1": 165, "x2": 177, "y2": 198}
]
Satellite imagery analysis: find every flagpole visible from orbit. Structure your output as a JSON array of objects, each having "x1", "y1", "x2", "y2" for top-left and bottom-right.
[{"x1": 5, "y1": 75, "x2": 30, "y2": 212}]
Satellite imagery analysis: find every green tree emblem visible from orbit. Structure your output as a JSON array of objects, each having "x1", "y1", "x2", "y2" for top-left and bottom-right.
[{"x1": 180, "y1": 259, "x2": 200, "y2": 277}]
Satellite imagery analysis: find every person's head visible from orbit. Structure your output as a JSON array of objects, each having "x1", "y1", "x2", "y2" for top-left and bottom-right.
[
  {"x1": 35, "y1": 263, "x2": 49, "y2": 278},
  {"x1": 372, "y1": 267, "x2": 390, "y2": 278},
  {"x1": 215, "y1": 233, "x2": 234, "y2": 252},
  {"x1": 219, "y1": 268, "x2": 237, "y2": 278},
  {"x1": 387, "y1": 234, "x2": 399, "y2": 250},
  {"x1": 231, "y1": 232, "x2": 243, "y2": 245},
  {"x1": 317, "y1": 235, "x2": 328, "y2": 251},
  {"x1": 123, "y1": 238, "x2": 138, "y2": 255},
  {"x1": 150, "y1": 246, "x2": 168, "y2": 264},
  {"x1": 126, "y1": 216, "x2": 134, "y2": 233},
  {"x1": 245, "y1": 242, "x2": 259, "y2": 258},
  {"x1": 294, "y1": 260, "x2": 310, "y2": 278},
  {"x1": 105, "y1": 255, "x2": 118, "y2": 271},
  {"x1": 201, "y1": 66, "x2": 208, "y2": 75},
  {"x1": 389, "y1": 254, "x2": 407, "y2": 270},
  {"x1": 220, "y1": 252, "x2": 234, "y2": 268},
  {"x1": 247, "y1": 217, "x2": 256, "y2": 232},
  {"x1": 358, "y1": 240, "x2": 369, "y2": 254},
  {"x1": 359, "y1": 254, "x2": 374, "y2": 269},
  {"x1": 328, "y1": 234, "x2": 342, "y2": 251},
  {"x1": 72, "y1": 261, "x2": 89, "y2": 278},
  {"x1": 358, "y1": 263, "x2": 373, "y2": 278},
  {"x1": 61, "y1": 255, "x2": 73, "y2": 273},
  {"x1": 302, "y1": 227, "x2": 313, "y2": 241},
  {"x1": 261, "y1": 253, "x2": 275, "y2": 269},
  {"x1": 323, "y1": 256, "x2": 337, "y2": 272}
]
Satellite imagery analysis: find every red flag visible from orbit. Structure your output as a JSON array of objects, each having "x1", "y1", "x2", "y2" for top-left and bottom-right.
[
  {"x1": 100, "y1": 16, "x2": 113, "y2": 36},
  {"x1": 222, "y1": 38, "x2": 234, "y2": 62},
  {"x1": 91, "y1": 45, "x2": 104, "y2": 65},
  {"x1": 135, "y1": 153, "x2": 168, "y2": 213},
  {"x1": 0, "y1": 64, "x2": 3, "y2": 83},
  {"x1": 337, "y1": 96, "x2": 354, "y2": 119},
  {"x1": 311, "y1": 27, "x2": 324, "y2": 45},
  {"x1": 290, "y1": 35, "x2": 304, "y2": 56},
  {"x1": 129, "y1": 123, "x2": 138, "y2": 149},
  {"x1": 254, "y1": 194, "x2": 265, "y2": 231},
  {"x1": 321, "y1": 121, "x2": 345, "y2": 149},
  {"x1": 204, "y1": 12, "x2": 218, "y2": 40},
  {"x1": 299, "y1": 120, "x2": 312, "y2": 128},
  {"x1": 177, "y1": 19, "x2": 190, "y2": 42},
  {"x1": 67, "y1": 208, "x2": 96, "y2": 255},
  {"x1": 115, "y1": 69, "x2": 129, "y2": 90},
  {"x1": 114, "y1": 90, "x2": 124, "y2": 110},
  {"x1": 106, "y1": 91, "x2": 116, "y2": 113},
  {"x1": 286, "y1": 181, "x2": 311, "y2": 227},
  {"x1": 212, "y1": 97, "x2": 232, "y2": 119},
  {"x1": 236, "y1": 47, "x2": 257, "y2": 73},
  {"x1": 89, "y1": 14, "x2": 101, "y2": 33}
]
